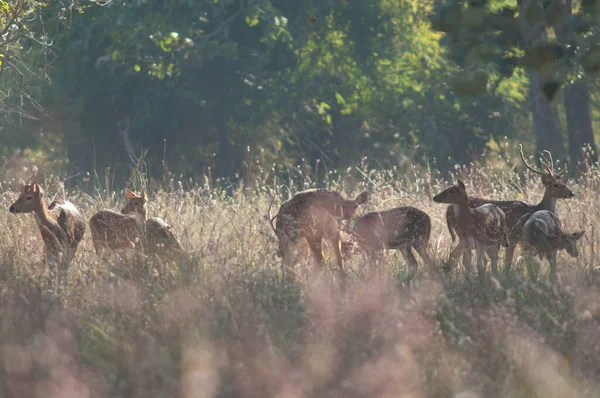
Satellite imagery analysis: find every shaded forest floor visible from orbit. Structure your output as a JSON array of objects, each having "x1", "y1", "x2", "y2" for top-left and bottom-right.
[{"x1": 1, "y1": 164, "x2": 600, "y2": 397}]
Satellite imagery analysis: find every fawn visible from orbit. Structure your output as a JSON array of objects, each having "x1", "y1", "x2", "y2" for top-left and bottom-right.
[
  {"x1": 445, "y1": 144, "x2": 573, "y2": 273},
  {"x1": 269, "y1": 189, "x2": 368, "y2": 273},
  {"x1": 9, "y1": 182, "x2": 86, "y2": 286},
  {"x1": 348, "y1": 206, "x2": 432, "y2": 279},
  {"x1": 90, "y1": 188, "x2": 183, "y2": 257},
  {"x1": 522, "y1": 210, "x2": 584, "y2": 283},
  {"x1": 434, "y1": 180, "x2": 509, "y2": 286},
  {"x1": 89, "y1": 188, "x2": 146, "y2": 255}
]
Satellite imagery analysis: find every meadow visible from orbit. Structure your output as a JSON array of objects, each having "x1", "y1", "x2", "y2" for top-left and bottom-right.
[{"x1": 1, "y1": 157, "x2": 600, "y2": 398}]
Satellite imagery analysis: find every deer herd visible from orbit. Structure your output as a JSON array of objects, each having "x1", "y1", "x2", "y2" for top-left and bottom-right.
[{"x1": 7, "y1": 145, "x2": 585, "y2": 291}]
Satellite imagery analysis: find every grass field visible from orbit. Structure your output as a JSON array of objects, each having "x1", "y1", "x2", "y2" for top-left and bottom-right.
[{"x1": 1, "y1": 159, "x2": 600, "y2": 398}]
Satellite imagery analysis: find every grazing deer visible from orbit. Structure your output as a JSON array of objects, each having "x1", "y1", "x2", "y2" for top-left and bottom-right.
[
  {"x1": 348, "y1": 206, "x2": 432, "y2": 279},
  {"x1": 145, "y1": 217, "x2": 184, "y2": 257},
  {"x1": 434, "y1": 180, "x2": 509, "y2": 286},
  {"x1": 89, "y1": 188, "x2": 146, "y2": 255},
  {"x1": 119, "y1": 188, "x2": 184, "y2": 256},
  {"x1": 445, "y1": 144, "x2": 573, "y2": 273},
  {"x1": 9, "y1": 182, "x2": 86, "y2": 286},
  {"x1": 269, "y1": 189, "x2": 368, "y2": 273},
  {"x1": 522, "y1": 210, "x2": 584, "y2": 283}
]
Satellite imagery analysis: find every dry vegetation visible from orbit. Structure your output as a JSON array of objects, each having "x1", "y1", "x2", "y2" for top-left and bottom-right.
[{"x1": 1, "y1": 157, "x2": 600, "y2": 398}]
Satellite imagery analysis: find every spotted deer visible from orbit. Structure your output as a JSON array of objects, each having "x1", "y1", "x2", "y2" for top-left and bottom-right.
[
  {"x1": 269, "y1": 189, "x2": 368, "y2": 273},
  {"x1": 9, "y1": 182, "x2": 86, "y2": 286},
  {"x1": 434, "y1": 180, "x2": 509, "y2": 286},
  {"x1": 347, "y1": 206, "x2": 433, "y2": 279},
  {"x1": 522, "y1": 210, "x2": 584, "y2": 283},
  {"x1": 89, "y1": 188, "x2": 146, "y2": 255},
  {"x1": 445, "y1": 144, "x2": 573, "y2": 272}
]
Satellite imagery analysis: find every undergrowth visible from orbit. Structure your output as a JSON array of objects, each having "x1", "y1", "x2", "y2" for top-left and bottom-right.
[{"x1": 1, "y1": 156, "x2": 600, "y2": 398}]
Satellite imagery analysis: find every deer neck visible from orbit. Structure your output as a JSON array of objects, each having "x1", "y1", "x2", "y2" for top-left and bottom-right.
[
  {"x1": 536, "y1": 190, "x2": 557, "y2": 213},
  {"x1": 454, "y1": 198, "x2": 471, "y2": 218},
  {"x1": 33, "y1": 201, "x2": 59, "y2": 230}
]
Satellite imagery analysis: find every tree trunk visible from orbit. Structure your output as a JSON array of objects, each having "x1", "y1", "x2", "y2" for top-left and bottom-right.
[
  {"x1": 518, "y1": 0, "x2": 566, "y2": 160},
  {"x1": 564, "y1": 81, "x2": 597, "y2": 170},
  {"x1": 555, "y1": 0, "x2": 598, "y2": 171},
  {"x1": 530, "y1": 73, "x2": 565, "y2": 160},
  {"x1": 214, "y1": 59, "x2": 232, "y2": 178}
]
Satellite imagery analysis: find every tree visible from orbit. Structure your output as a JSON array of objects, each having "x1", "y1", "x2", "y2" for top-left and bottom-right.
[{"x1": 431, "y1": 0, "x2": 600, "y2": 168}]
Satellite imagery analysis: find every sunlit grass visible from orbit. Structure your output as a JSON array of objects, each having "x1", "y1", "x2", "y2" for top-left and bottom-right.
[{"x1": 1, "y1": 155, "x2": 600, "y2": 397}]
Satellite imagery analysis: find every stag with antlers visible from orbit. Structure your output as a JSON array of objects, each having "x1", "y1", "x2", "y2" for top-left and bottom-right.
[{"x1": 445, "y1": 144, "x2": 574, "y2": 274}]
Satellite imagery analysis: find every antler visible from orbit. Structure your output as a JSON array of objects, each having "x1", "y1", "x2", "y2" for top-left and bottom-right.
[
  {"x1": 519, "y1": 144, "x2": 547, "y2": 175},
  {"x1": 542, "y1": 149, "x2": 568, "y2": 177}
]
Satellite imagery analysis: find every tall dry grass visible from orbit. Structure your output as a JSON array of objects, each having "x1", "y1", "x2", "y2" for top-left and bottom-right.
[{"x1": 0, "y1": 155, "x2": 600, "y2": 398}]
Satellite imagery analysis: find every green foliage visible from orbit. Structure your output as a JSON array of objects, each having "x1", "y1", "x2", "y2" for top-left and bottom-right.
[{"x1": 0, "y1": 0, "x2": 533, "y2": 181}]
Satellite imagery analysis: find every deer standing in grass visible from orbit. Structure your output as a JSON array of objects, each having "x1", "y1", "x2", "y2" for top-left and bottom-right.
[
  {"x1": 522, "y1": 210, "x2": 584, "y2": 283},
  {"x1": 9, "y1": 182, "x2": 86, "y2": 287},
  {"x1": 434, "y1": 180, "x2": 509, "y2": 286},
  {"x1": 347, "y1": 206, "x2": 432, "y2": 279},
  {"x1": 445, "y1": 144, "x2": 573, "y2": 273},
  {"x1": 269, "y1": 189, "x2": 368, "y2": 273}
]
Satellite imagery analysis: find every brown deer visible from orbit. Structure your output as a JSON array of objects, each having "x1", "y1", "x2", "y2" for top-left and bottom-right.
[
  {"x1": 119, "y1": 188, "x2": 184, "y2": 256},
  {"x1": 9, "y1": 182, "x2": 86, "y2": 286},
  {"x1": 445, "y1": 144, "x2": 573, "y2": 273},
  {"x1": 434, "y1": 180, "x2": 509, "y2": 286},
  {"x1": 91, "y1": 188, "x2": 183, "y2": 258},
  {"x1": 89, "y1": 188, "x2": 146, "y2": 255},
  {"x1": 145, "y1": 217, "x2": 184, "y2": 258},
  {"x1": 347, "y1": 206, "x2": 433, "y2": 279},
  {"x1": 522, "y1": 210, "x2": 585, "y2": 283},
  {"x1": 269, "y1": 189, "x2": 368, "y2": 273}
]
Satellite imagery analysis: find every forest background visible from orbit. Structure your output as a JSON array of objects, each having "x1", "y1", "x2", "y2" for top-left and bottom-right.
[{"x1": 1, "y1": 0, "x2": 600, "y2": 185}]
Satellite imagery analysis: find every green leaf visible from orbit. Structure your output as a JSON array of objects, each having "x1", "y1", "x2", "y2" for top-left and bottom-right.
[{"x1": 335, "y1": 92, "x2": 345, "y2": 105}]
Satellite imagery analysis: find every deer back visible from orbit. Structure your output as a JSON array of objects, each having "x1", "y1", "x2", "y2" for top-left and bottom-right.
[
  {"x1": 447, "y1": 197, "x2": 529, "y2": 243},
  {"x1": 90, "y1": 209, "x2": 143, "y2": 250},
  {"x1": 352, "y1": 207, "x2": 431, "y2": 250},
  {"x1": 145, "y1": 217, "x2": 184, "y2": 253}
]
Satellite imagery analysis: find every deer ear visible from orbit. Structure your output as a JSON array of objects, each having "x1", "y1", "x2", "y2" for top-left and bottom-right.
[
  {"x1": 140, "y1": 188, "x2": 146, "y2": 201},
  {"x1": 125, "y1": 188, "x2": 136, "y2": 200},
  {"x1": 572, "y1": 230, "x2": 585, "y2": 241},
  {"x1": 457, "y1": 180, "x2": 466, "y2": 191},
  {"x1": 356, "y1": 191, "x2": 368, "y2": 205}
]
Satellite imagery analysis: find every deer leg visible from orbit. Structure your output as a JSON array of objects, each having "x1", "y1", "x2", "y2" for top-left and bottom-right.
[
  {"x1": 548, "y1": 251, "x2": 558, "y2": 284},
  {"x1": 486, "y1": 245, "x2": 500, "y2": 277},
  {"x1": 463, "y1": 247, "x2": 475, "y2": 283},
  {"x1": 414, "y1": 241, "x2": 433, "y2": 270},
  {"x1": 400, "y1": 245, "x2": 418, "y2": 281},
  {"x1": 307, "y1": 240, "x2": 325, "y2": 269},
  {"x1": 330, "y1": 234, "x2": 344, "y2": 272},
  {"x1": 503, "y1": 245, "x2": 516, "y2": 274},
  {"x1": 447, "y1": 238, "x2": 463, "y2": 269},
  {"x1": 476, "y1": 244, "x2": 490, "y2": 293}
]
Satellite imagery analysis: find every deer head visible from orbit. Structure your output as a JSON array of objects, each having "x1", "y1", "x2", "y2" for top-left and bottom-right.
[
  {"x1": 519, "y1": 144, "x2": 574, "y2": 199},
  {"x1": 9, "y1": 182, "x2": 45, "y2": 214},
  {"x1": 121, "y1": 188, "x2": 147, "y2": 219},
  {"x1": 564, "y1": 230, "x2": 585, "y2": 257},
  {"x1": 433, "y1": 180, "x2": 469, "y2": 204},
  {"x1": 337, "y1": 191, "x2": 369, "y2": 220}
]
